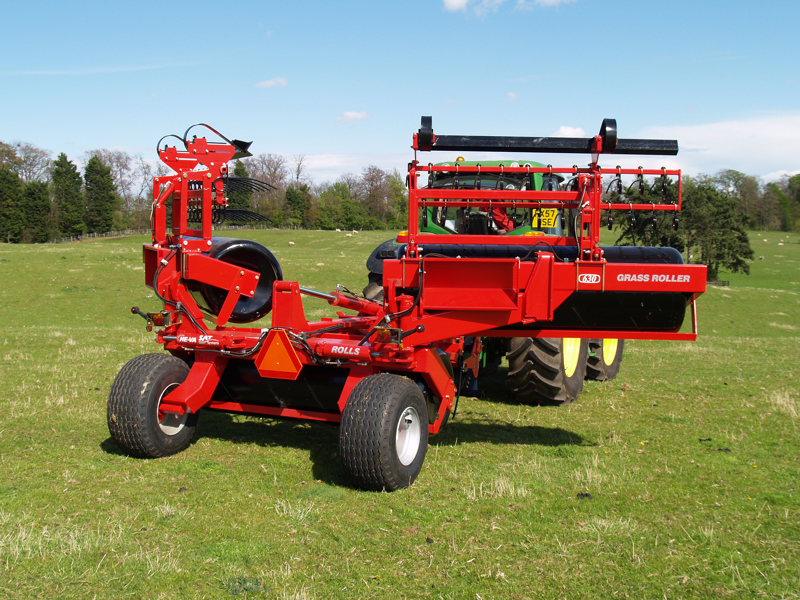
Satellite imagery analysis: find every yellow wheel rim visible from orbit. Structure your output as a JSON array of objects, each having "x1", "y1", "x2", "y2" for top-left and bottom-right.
[
  {"x1": 602, "y1": 339, "x2": 618, "y2": 366},
  {"x1": 563, "y1": 338, "x2": 581, "y2": 378}
]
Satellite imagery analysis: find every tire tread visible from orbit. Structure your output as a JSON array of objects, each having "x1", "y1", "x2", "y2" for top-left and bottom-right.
[{"x1": 107, "y1": 353, "x2": 194, "y2": 458}]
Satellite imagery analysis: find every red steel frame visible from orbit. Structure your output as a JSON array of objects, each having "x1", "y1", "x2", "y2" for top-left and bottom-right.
[{"x1": 143, "y1": 122, "x2": 707, "y2": 436}]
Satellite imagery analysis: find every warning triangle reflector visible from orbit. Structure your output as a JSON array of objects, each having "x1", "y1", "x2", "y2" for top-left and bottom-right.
[{"x1": 255, "y1": 329, "x2": 303, "y2": 380}]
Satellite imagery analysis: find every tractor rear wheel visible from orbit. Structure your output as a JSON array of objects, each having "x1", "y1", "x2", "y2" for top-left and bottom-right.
[
  {"x1": 107, "y1": 353, "x2": 198, "y2": 458},
  {"x1": 362, "y1": 273, "x2": 384, "y2": 303},
  {"x1": 506, "y1": 337, "x2": 588, "y2": 405},
  {"x1": 585, "y1": 339, "x2": 625, "y2": 381},
  {"x1": 339, "y1": 374, "x2": 429, "y2": 491}
]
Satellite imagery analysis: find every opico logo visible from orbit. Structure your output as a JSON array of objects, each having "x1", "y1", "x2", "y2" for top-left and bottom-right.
[{"x1": 578, "y1": 273, "x2": 601, "y2": 284}]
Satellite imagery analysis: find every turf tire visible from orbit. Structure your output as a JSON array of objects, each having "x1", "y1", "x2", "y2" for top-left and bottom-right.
[
  {"x1": 506, "y1": 337, "x2": 588, "y2": 405},
  {"x1": 107, "y1": 353, "x2": 197, "y2": 458},
  {"x1": 585, "y1": 339, "x2": 625, "y2": 381},
  {"x1": 339, "y1": 374, "x2": 429, "y2": 491}
]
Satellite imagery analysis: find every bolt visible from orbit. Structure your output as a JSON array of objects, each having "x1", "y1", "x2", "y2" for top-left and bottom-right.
[
  {"x1": 207, "y1": 173, "x2": 212, "y2": 179},
  {"x1": 240, "y1": 270, "x2": 245, "y2": 276},
  {"x1": 250, "y1": 291, "x2": 254, "y2": 295},
  {"x1": 255, "y1": 275, "x2": 260, "y2": 281},
  {"x1": 235, "y1": 286, "x2": 240, "y2": 291}
]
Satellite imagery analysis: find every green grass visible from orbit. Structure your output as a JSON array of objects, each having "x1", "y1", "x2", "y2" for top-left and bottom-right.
[{"x1": 0, "y1": 229, "x2": 798, "y2": 599}]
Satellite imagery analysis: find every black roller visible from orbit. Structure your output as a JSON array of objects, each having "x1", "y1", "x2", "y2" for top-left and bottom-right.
[
  {"x1": 187, "y1": 237, "x2": 282, "y2": 323},
  {"x1": 211, "y1": 360, "x2": 346, "y2": 414}
]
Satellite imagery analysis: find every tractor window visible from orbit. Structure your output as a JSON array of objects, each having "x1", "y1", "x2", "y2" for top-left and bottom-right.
[{"x1": 420, "y1": 173, "x2": 563, "y2": 236}]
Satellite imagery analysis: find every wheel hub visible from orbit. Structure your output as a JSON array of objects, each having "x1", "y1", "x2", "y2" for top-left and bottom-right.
[
  {"x1": 562, "y1": 338, "x2": 581, "y2": 378},
  {"x1": 157, "y1": 382, "x2": 189, "y2": 436},
  {"x1": 395, "y1": 406, "x2": 421, "y2": 466},
  {"x1": 603, "y1": 338, "x2": 619, "y2": 366}
]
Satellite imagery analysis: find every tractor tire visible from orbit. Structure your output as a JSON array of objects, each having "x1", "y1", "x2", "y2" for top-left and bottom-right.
[
  {"x1": 506, "y1": 337, "x2": 588, "y2": 405},
  {"x1": 362, "y1": 281, "x2": 384, "y2": 303},
  {"x1": 107, "y1": 353, "x2": 198, "y2": 458},
  {"x1": 339, "y1": 373, "x2": 429, "y2": 491},
  {"x1": 586, "y1": 339, "x2": 625, "y2": 381}
]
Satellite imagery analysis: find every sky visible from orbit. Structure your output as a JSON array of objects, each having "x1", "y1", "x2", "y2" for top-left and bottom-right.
[{"x1": 1, "y1": 0, "x2": 798, "y2": 185}]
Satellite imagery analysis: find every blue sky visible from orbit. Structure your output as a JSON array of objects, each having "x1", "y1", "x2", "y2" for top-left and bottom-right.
[{"x1": 2, "y1": 0, "x2": 798, "y2": 184}]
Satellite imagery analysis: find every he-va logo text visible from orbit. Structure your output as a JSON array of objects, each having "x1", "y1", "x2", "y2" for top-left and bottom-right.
[{"x1": 177, "y1": 334, "x2": 219, "y2": 345}]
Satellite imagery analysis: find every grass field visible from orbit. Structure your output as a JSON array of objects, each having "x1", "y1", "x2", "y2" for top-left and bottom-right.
[{"x1": 0, "y1": 228, "x2": 798, "y2": 599}]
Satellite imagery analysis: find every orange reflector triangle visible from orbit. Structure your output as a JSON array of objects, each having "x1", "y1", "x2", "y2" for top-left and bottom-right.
[{"x1": 255, "y1": 329, "x2": 303, "y2": 380}]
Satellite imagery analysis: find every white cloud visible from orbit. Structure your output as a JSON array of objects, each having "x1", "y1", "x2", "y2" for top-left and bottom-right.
[
  {"x1": 474, "y1": 0, "x2": 508, "y2": 16},
  {"x1": 638, "y1": 113, "x2": 800, "y2": 177},
  {"x1": 760, "y1": 169, "x2": 800, "y2": 184},
  {"x1": 335, "y1": 111, "x2": 371, "y2": 124},
  {"x1": 445, "y1": 0, "x2": 575, "y2": 15},
  {"x1": 255, "y1": 77, "x2": 288, "y2": 89},
  {"x1": 300, "y1": 152, "x2": 408, "y2": 183},
  {"x1": 507, "y1": 92, "x2": 518, "y2": 102},
  {"x1": 551, "y1": 125, "x2": 586, "y2": 137},
  {"x1": 517, "y1": 0, "x2": 577, "y2": 8}
]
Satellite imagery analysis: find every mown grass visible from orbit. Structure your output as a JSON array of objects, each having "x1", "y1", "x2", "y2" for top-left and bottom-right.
[{"x1": 0, "y1": 229, "x2": 798, "y2": 599}]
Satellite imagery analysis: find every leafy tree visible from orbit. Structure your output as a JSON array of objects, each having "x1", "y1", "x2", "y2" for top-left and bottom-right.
[
  {"x1": 357, "y1": 165, "x2": 392, "y2": 221},
  {"x1": 316, "y1": 182, "x2": 370, "y2": 230},
  {"x1": 0, "y1": 142, "x2": 22, "y2": 171},
  {"x1": 340, "y1": 196, "x2": 370, "y2": 230},
  {"x1": 386, "y1": 169, "x2": 408, "y2": 228},
  {"x1": 0, "y1": 141, "x2": 52, "y2": 183},
  {"x1": 0, "y1": 167, "x2": 24, "y2": 243},
  {"x1": 612, "y1": 179, "x2": 684, "y2": 251},
  {"x1": 787, "y1": 174, "x2": 800, "y2": 231},
  {"x1": 84, "y1": 155, "x2": 117, "y2": 233},
  {"x1": 763, "y1": 183, "x2": 793, "y2": 232},
  {"x1": 227, "y1": 160, "x2": 252, "y2": 210},
  {"x1": 611, "y1": 176, "x2": 753, "y2": 280},
  {"x1": 244, "y1": 153, "x2": 289, "y2": 220},
  {"x1": 681, "y1": 179, "x2": 754, "y2": 280},
  {"x1": 316, "y1": 182, "x2": 346, "y2": 230},
  {"x1": 52, "y1": 153, "x2": 84, "y2": 237},
  {"x1": 284, "y1": 185, "x2": 312, "y2": 227},
  {"x1": 708, "y1": 169, "x2": 762, "y2": 226},
  {"x1": 14, "y1": 142, "x2": 52, "y2": 183},
  {"x1": 21, "y1": 181, "x2": 52, "y2": 243}
]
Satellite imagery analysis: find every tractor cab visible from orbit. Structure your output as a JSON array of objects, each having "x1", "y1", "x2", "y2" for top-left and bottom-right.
[{"x1": 419, "y1": 159, "x2": 565, "y2": 237}]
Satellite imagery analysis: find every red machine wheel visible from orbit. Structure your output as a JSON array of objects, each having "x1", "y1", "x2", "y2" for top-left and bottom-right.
[
  {"x1": 506, "y1": 337, "x2": 588, "y2": 405},
  {"x1": 107, "y1": 353, "x2": 197, "y2": 458},
  {"x1": 339, "y1": 374, "x2": 429, "y2": 491},
  {"x1": 586, "y1": 339, "x2": 625, "y2": 381}
]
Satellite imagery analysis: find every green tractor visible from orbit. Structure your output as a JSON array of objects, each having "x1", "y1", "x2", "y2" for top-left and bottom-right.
[{"x1": 364, "y1": 158, "x2": 623, "y2": 405}]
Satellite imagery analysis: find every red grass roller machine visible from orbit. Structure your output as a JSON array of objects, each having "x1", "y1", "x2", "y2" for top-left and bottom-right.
[{"x1": 108, "y1": 119, "x2": 707, "y2": 491}]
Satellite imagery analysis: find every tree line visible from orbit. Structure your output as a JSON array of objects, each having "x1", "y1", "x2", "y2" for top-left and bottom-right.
[
  {"x1": 0, "y1": 141, "x2": 408, "y2": 243},
  {"x1": 1, "y1": 138, "x2": 798, "y2": 247}
]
